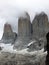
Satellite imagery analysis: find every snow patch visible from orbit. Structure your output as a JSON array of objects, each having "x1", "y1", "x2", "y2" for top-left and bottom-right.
[
  {"x1": 0, "y1": 43, "x2": 47, "y2": 57},
  {"x1": 28, "y1": 41, "x2": 36, "y2": 46},
  {"x1": 0, "y1": 43, "x2": 16, "y2": 53}
]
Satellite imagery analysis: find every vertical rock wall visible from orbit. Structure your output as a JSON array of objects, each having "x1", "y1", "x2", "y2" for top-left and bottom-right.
[
  {"x1": 32, "y1": 12, "x2": 48, "y2": 38},
  {"x1": 1, "y1": 23, "x2": 17, "y2": 43},
  {"x1": 14, "y1": 12, "x2": 32, "y2": 50},
  {"x1": 18, "y1": 12, "x2": 31, "y2": 37}
]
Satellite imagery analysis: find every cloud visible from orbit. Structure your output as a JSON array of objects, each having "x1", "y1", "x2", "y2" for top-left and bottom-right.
[
  {"x1": 0, "y1": 5, "x2": 20, "y2": 33},
  {"x1": 0, "y1": 0, "x2": 49, "y2": 39}
]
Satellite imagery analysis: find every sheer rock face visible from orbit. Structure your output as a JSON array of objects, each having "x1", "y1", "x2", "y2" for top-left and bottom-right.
[
  {"x1": 30, "y1": 12, "x2": 49, "y2": 52},
  {"x1": 32, "y1": 12, "x2": 48, "y2": 38},
  {"x1": 1, "y1": 23, "x2": 17, "y2": 44},
  {"x1": 18, "y1": 12, "x2": 31, "y2": 37},
  {"x1": 14, "y1": 12, "x2": 49, "y2": 50},
  {"x1": 14, "y1": 12, "x2": 31, "y2": 50}
]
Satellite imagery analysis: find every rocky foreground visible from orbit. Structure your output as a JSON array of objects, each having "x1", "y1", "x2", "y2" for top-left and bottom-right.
[{"x1": 0, "y1": 49, "x2": 47, "y2": 65}]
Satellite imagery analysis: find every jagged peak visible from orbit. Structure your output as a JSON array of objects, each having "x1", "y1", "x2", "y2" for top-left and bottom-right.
[
  {"x1": 4, "y1": 22, "x2": 11, "y2": 26},
  {"x1": 33, "y1": 12, "x2": 48, "y2": 21},
  {"x1": 19, "y1": 11, "x2": 30, "y2": 20}
]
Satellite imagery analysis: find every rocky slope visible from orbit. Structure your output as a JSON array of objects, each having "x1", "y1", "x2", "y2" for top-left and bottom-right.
[{"x1": 0, "y1": 49, "x2": 47, "y2": 65}]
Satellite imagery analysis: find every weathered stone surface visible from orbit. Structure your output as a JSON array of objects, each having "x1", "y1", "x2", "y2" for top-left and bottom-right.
[
  {"x1": 14, "y1": 12, "x2": 49, "y2": 51},
  {"x1": 1, "y1": 23, "x2": 17, "y2": 44},
  {"x1": 0, "y1": 12, "x2": 48, "y2": 65},
  {"x1": 0, "y1": 51, "x2": 47, "y2": 65},
  {"x1": 18, "y1": 12, "x2": 31, "y2": 37},
  {"x1": 32, "y1": 12, "x2": 48, "y2": 38},
  {"x1": 31, "y1": 12, "x2": 49, "y2": 52},
  {"x1": 45, "y1": 32, "x2": 49, "y2": 65},
  {"x1": 14, "y1": 37, "x2": 32, "y2": 50},
  {"x1": 14, "y1": 12, "x2": 31, "y2": 50},
  {"x1": 27, "y1": 37, "x2": 46, "y2": 52}
]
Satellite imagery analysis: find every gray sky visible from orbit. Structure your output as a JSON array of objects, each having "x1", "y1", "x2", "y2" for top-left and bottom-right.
[{"x1": 0, "y1": 0, "x2": 49, "y2": 39}]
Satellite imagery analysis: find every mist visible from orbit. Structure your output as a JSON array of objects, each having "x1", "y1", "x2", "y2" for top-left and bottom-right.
[{"x1": 0, "y1": 0, "x2": 49, "y2": 39}]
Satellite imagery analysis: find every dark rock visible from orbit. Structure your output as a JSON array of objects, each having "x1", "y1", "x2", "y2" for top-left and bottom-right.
[
  {"x1": 45, "y1": 32, "x2": 49, "y2": 65},
  {"x1": 1, "y1": 23, "x2": 17, "y2": 44},
  {"x1": 0, "y1": 52, "x2": 46, "y2": 65},
  {"x1": 0, "y1": 47, "x2": 2, "y2": 50}
]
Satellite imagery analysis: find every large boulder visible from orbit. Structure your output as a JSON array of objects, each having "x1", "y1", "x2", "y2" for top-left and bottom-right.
[
  {"x1": 32, "y1": 12, "x2": 48, "y2": 38},
  {"x1": 1, "y1": 23, "x2": 17, "y2": 44}
]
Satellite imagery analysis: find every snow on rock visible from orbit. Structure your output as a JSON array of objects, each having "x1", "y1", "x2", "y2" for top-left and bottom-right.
[
  {"x1": 0, "y1": 42, "x2": 47, "y2": 57},
  {"x1": 27, "y1": 40, "x2": 36, "y2": 46},
  {"x1": 0, "y1": 40, "x2": 46, "y2": 56},
  {"x1": 0, "y1": 43, "x2": 16, "y2": 53}
]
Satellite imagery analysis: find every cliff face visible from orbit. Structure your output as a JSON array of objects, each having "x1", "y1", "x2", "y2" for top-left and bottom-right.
[
  {"x1": 32, "y1": 12, "x2": 48, "y2": 38},
  {"x1": 14, "y1": 12, "x2": 49, "y2": 51},
  {"x1": 18, "y1": 12, "x2": 31, "y2": 37},
  {"x1": 1, "y1": 23, "x2": 17, "y2": 44},
  {"x1": 14, "y1": 12, "x2": 32, "y2": 50},
  {"x1": 0, "y1": 12, "x2": 49, "y2": 51},
  {"x1": 0, "y1": 12, "x2": 49, "y2": 52}
]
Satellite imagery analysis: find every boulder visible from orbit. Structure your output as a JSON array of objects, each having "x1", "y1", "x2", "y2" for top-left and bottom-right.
[{"x1": 1, "y1": 23, "x2": 17, "y2": 44}]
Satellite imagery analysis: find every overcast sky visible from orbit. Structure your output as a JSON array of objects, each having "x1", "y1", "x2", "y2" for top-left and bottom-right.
[{"x1": 0, "y1": 0, "x2": 49, "y2": 39}]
